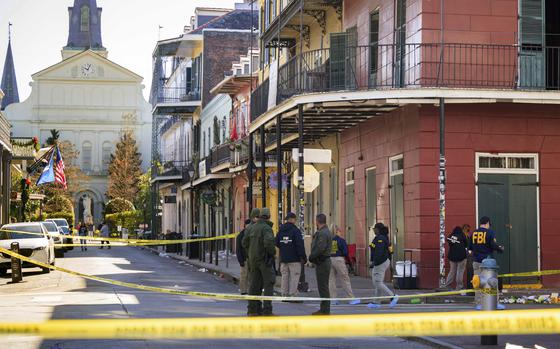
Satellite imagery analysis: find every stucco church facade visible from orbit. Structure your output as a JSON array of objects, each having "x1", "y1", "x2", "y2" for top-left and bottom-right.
[{"x1": 4, "y1": 0, "x2": 152, "y2": 224}]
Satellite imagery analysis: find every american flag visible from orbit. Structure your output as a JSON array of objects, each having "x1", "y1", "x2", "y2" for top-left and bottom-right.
[{"x1": 55, "y1": 146, "x2": 67, "y2": 189}]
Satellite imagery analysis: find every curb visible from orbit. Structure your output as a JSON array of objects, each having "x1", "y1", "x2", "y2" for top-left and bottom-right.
[{"x1": 404, "y1": 336, "x2": 464, "y2": 349}]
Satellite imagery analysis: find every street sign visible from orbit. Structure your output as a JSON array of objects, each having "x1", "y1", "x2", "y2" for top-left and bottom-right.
[
  {"x1": 292, "y1": 164, "x2": 320, "y2": 192},
  {"x1": 292, "y1": 148, "x2": 332, "y2": 164}
]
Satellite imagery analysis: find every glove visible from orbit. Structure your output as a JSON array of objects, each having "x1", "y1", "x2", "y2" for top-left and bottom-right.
[{"x1": 239, "y1": 262, "x2": 245, "y2": 267}]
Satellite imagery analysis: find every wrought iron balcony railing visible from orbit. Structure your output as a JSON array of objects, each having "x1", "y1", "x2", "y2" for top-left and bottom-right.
[
  {"x1": 210, "y1": 143, "x2": 232, "y2": 169},
  {"x1": 251, "y1": 43, "x2": 560, "y2": 121},
  {"x1": 154, "y1": 87, "x2": 201, "y2": 105},
  {"x1": 152, "y1": 161, "x2": 192, "y2": 181}
]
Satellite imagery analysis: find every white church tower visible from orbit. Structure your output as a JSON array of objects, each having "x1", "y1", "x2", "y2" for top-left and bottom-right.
[{"x1": 4, "y1": 0, "x2": 152, "y2": 224}]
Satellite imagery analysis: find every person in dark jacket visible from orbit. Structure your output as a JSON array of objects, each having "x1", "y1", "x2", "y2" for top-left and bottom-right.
[
  {"x1": 236, "y1": 218, "x2": 253, "y2": 295},
  {"x1": 328, "y1": 224, "x2": 359, "y2": 305},
  {"x1": 469, "y1": 216, "x2": 504, "y2": 306},
  {"x1": 78, "y1": 222, "x2": 88, "y2": 252},
  {"x1": 369, "y1": 223, "x2": 396, "y2": 305},
  {"x1": 275, "y1": 212, "x2": 306, "y2": 298},
  {"x1": 309, "y1": 213, "x2": 332, "y2": 315},
  {"x1": 442, "y1": 226, "x2": 469, "y2": 290}
]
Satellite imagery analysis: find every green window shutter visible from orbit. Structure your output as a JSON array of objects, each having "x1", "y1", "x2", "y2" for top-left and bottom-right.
[
  {"x1": 329, "y1": 32, "x2": 347, "y2": 90},
  {"x1": 519, "y1": 0, "x2": 544, "y2": 46}
]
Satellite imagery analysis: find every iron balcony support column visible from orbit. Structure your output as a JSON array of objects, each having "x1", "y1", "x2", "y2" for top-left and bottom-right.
[
  {"x1": 260, "y1": 126, "x2": 267, "y2": 207},
  {"x1": 438, "y1": 97, "x2": 446, "y2": 288},
  {"x1": 297, "y1": 104, "x2": 308, "y2": 292},
  {"x1": 248, "y1": 133, "x2": 254, "y2": 212},
  {"x1": 276, "y1": 115, "x2": 283, "y2": 229},
  {"x1": 0, "y1": 150, "x2": 8, "y2": 225}
]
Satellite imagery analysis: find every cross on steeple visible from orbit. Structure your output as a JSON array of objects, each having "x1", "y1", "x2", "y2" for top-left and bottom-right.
[{"x1": 1, "y1": 22, "x2": 19, "y2": 110}]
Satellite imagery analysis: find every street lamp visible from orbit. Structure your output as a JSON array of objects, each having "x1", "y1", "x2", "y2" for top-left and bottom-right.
[{"x1": 187, "y1": 163, "x2": 195, "y2": 259}]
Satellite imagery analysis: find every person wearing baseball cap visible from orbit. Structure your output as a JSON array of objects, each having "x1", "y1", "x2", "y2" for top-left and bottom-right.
[
  {"x1": 469, "y1": 216, "x2": 504, "y2": 308},
  {"x1": 275, "y1": 212, "x2": 306, "y2": 300}
]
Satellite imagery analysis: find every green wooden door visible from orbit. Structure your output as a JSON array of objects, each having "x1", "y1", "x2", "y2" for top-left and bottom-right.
[
  {"x1": 390, "y1": 174, "x2": 405, "y2": 262},
  {"x1": 345, "y1": 182, "x2": 355, "y2": 244},
  {"x1": 477, "y1": 174, "x2": 538, "y2": 280}
]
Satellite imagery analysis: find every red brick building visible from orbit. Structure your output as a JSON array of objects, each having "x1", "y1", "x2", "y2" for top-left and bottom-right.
[{"x1": 249, "y1": 0, "x2": 560, "y2": 287}]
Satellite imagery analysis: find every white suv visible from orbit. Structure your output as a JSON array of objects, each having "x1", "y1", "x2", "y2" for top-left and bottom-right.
[
  {"x1": 41, "y1": 221, "x2": 65, "y2": 258},
  {"x1": 46, "y1": 218, "x2": 73, "y2": 251},
  {"x1": 0, "y1": 222, "x2": 55, "y2": 276}
]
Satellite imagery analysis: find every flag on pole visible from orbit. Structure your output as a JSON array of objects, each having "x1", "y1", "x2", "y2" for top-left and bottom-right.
[
  {"x1": 36, "y1": 151, "x2": 55, "y2": 186},
  {"x1": 54, "y1": 146, "x2": 67, "y2": 189}
]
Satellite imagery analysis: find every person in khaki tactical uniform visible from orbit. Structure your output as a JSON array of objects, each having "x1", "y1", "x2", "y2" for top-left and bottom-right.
[
  {"x1": 242, "y1": 208, "x2": 276, "y2": 316},
  {"x1": 309, "y1": 213, "x2": 332, "y2": 315}
]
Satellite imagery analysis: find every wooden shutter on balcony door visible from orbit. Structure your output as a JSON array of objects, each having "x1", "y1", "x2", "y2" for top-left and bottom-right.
[
  {"x1": 330, "y1": 32, "x2": 347, "y2": 90},
  {"x1": 519, "y1": 0, "x2": 545, "y2": 88}
]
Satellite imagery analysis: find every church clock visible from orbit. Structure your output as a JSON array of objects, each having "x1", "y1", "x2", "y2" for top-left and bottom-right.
[{"x1": 80, "y1": 63, "x2": 95, "y2": 78}]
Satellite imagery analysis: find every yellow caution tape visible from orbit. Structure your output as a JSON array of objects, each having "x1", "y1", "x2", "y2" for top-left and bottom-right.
[
  {"x1": 0, "y1": 246, "x2": 474, "y2": 302},
  {"x1": 499, "y1": 270, "x2": 560, "y2": 278},
  {"x1": 0, "y1": 309, "x2": 558, "y2": 339},
  {"x1": 0, "y1": 228, "x2": 237, "y2": 245}
]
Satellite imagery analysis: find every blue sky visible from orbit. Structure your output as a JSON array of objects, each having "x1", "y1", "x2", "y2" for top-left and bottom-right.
[{"x1": 0, "y1": 0, "x2": 240, "y2": 100}]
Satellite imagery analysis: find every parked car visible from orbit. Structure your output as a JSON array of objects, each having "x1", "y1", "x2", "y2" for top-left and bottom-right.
[
  {"x1": 46, "y1": 218, "x2": 73, "y2": 251},
  {"x1": 0, "y1": 222, "x2": 55, "y2": 275},
  {"x1": 41, "y1": 221, "x2": 65, "y2": 258}
]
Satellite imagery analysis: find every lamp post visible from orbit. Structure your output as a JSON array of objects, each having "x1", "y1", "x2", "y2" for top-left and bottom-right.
[{"x1": 187, "y1": 163, "x2": 195, "y2": 258}]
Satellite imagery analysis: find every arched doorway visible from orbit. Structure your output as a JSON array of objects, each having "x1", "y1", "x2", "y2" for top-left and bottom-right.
[{"x1": 74, "y1": 190, "x2": 102, "y2": 227}]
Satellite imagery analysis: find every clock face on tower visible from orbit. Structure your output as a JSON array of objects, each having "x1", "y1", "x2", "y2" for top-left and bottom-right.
[{"x1": 80, "y1": 63, "x2": 95, "y2": 78}]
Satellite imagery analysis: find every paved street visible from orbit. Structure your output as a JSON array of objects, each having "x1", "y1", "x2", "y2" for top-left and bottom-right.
[
  {"x1": 0, "y1": 246, "x2": 433, "y2": 349},
  {"x1": 1, "y1": 246, "x2": 559, "y2": 349}
]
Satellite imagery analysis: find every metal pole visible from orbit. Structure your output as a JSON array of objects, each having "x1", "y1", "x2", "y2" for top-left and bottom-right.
[
  {"x1": 297, "y1": 103, "x2": 308, "y2": 292},
  {"x1": 260, "y1": 126, "x2": 267, "y2": 207},
  {"x1": 438, "y1": 97, "x2": 446, "y2": 288},
  {"x1": 276, "y1": 115, "x2": 283, "y2": 229},
  {"x1": 248, "y1": 133, "x2": 254, "y2": 212},
  {"x1": 438, "y1": 0, "x2": 447, "y2": 289}
]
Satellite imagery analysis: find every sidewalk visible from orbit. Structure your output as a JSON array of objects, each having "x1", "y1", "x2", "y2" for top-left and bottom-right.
[{"x1": 143, "y1": 245, "x2": 475, "y2": 304}]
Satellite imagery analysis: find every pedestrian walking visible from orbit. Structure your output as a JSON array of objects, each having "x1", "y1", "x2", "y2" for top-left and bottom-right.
[
  {"x1": 242, "y1": 208, "x2": 276, "y2": 316},
  {"x1": 78, "y1": 222, "x2": 88, "y2": 251},
  {"x1": 99, "y1": 222, "x2": 110, "y2": 249},
  {"x1": 236, "y1": 218, "x2": 253, "y2": 295},
  {"x1": 369, "y1": 223, "x2": 397, "y2": 307},
  {"x1": 275, "y1": 212, "x2": 306, "y2": 299},
  {"x1": 469, "y1": 216, "x2": 504, "y2": 308},
  {"x1": 328, "y1": 224, "x2": 359, "y2": 305},
  {"x1": 309, "y1": 213, "x2": 332, "y2": 315},
  {"x1": 442, "y1": 226, "x2": 469, "y2": 290}
]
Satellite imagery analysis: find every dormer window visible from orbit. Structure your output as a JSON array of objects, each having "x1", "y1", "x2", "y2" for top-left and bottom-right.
[{"x1": 81, "y1": 6, "x2": 90, "y2": 32}]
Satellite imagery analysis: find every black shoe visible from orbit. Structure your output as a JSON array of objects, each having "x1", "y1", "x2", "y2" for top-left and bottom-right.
[
  {"x1": 312, "y1": 311, "x2": 330, "y2": 316},
  {"x1": 85, "y1": 247, "x2": 87, "y2": 251}
]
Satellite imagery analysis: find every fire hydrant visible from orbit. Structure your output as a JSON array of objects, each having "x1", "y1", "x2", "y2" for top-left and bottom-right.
[{"x1": 471, "y1": 258, "x2": 499, "y2": 345}]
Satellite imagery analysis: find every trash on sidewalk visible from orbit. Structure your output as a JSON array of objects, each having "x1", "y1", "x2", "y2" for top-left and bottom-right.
[
  {"x1": 505, "y1": 344, "x2": 548, "y2": 349},
  {"x1": 158, "y1": 253, "x2": 169, "y2": 258},
  {"x1": 500, "y1": 293, "x2": 559, "y2": 304},
  {"x1": 198, "y1": 268, "x2": 208, "y2": 273}
]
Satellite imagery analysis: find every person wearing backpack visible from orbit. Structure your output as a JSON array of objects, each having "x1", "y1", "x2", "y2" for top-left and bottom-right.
[
  {"x1": 443, "y1": 226, "x2": 469, "y2": 290},
  {"x1": 275, "y1": 212, "x2": 306, "y2": 298}
]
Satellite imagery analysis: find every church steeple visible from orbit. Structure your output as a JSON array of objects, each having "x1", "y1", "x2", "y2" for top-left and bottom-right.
[
  {"x1": 62, "y1": 0, "x2": 107, "y2": 59},
  {"x1": 1, "y1": 23, "x2": 19, "y2": 110}
]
